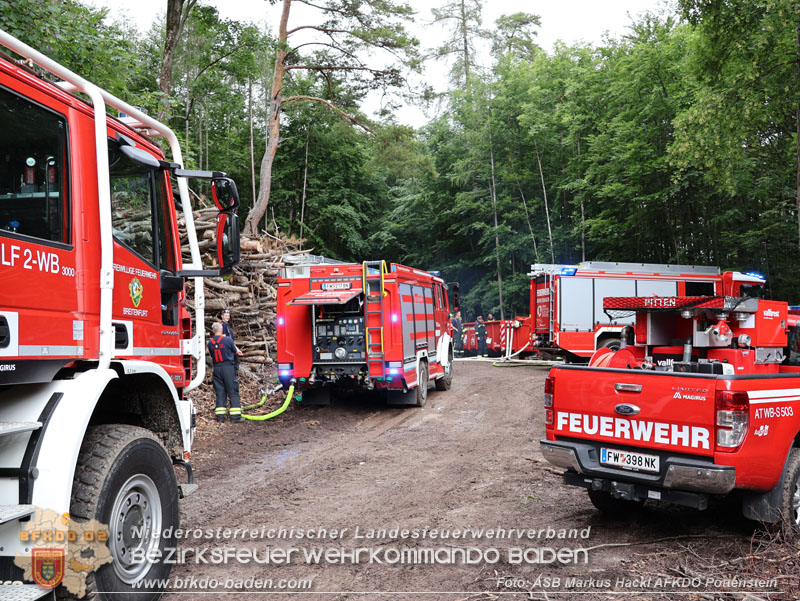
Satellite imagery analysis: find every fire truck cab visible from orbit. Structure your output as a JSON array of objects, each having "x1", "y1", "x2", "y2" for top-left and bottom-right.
[
  {"x1": 0, "y1": 31, "x2": 240, "y2": 599},
  {"x1": 277, "y1": 259, "x2": 454, "y2": 406}
]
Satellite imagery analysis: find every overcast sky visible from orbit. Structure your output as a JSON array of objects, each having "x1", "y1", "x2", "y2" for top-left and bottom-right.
[{"x1": 88, "y1": 0, "x2": 673, "y2": 126}]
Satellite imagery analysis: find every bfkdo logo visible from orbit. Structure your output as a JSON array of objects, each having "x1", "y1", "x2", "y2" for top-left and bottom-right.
[
  {"x1": 129, "y1": 276, "x2": 144, "y2": 308},
  {"x1": 15, "y1": 508, "x2": 113, "y2": 597},
  {"x1": 32, "y1": 548, "x2": 65, "y2": 589}
]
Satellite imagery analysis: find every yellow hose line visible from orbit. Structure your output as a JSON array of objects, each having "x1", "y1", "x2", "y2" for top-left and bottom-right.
[
  {"x1": 243, "y1": 385, "x2": 295, "y2": 421},
  {"x1": 242, "y1": 393, "x2": 267, "y2": 411}
]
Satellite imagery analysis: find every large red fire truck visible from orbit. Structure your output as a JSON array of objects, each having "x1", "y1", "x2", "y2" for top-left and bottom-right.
[
  {"x1": 539, "y1": 274, "x2": 800, "y2": 529},
  {"x1": 528, "y1": 262, "x2": 765, "y2": 360},
  {"x1": 0, "y1": 32, "x2": 240, "y2": 598},
  {"x1": 458, "y1": 263, "x2": 763, "y2": 361},
  {"x1": 276, "y1": 260, "x2": 454, "y2": 406}
]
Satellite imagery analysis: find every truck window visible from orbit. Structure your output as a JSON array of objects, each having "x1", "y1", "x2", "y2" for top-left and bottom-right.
[
  {"x1": 109, "y1": 141, "x2": 173, "y2": 270},
  {"x1": 685, "y1": 281, "x2": 714, "y2": 296},
  {"x1": 0, "y1": 86, "x2": 69, "y2": 244},
  {"x1": 154, "y1": 172, "x2": 175, "y2": 272}
]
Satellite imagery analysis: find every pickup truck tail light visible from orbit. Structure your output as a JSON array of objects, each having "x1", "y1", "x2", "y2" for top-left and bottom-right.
[
  {"x1": 715, "y1": 389, "x2": 748, "y2": 451},
  {"x1": 544, "y1": 376, "x2": 554, "y2": 428}
]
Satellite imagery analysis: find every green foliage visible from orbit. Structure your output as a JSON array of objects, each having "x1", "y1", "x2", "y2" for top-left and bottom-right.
[
  {"x1": 8, "y1": 0, "x2": 800, "y2": 309},
  {"x1": 0, "y1": 0, "x2": 138, "y2": 96}
]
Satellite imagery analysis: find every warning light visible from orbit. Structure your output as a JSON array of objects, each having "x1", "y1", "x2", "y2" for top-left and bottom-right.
[
  {"x1": 278, "y1": 317, "x2": 285, "y2": 325},
  {"x1": 560, "y1": 267, "x2": 578, "y2": 276},
  {"x1": 279, "y1": 370, "x2": 291, "y2": 377},
  {"x1": 391, "y1": 314, "x2": 399, "y2": 322},
  {"x1": 388, "y1": 368, "x2": 399, "y2": 375}
]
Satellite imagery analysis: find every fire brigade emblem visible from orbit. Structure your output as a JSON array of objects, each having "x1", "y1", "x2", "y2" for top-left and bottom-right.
[
  {"x1": 32, "y1": 548, "x2": 65, "y2": 588},
  {"x1": 128, "y1": 277, "x2": 143, "y2": 308}
]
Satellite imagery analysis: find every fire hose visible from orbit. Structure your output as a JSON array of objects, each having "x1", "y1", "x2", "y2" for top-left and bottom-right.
[{"x1": 242, "y1": 380, "x2": 296, "y2": 421}]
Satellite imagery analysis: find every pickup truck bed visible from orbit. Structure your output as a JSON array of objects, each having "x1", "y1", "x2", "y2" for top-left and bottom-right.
[{"x1": 541, "y1": 364, "x2": 800, "y2": 524}]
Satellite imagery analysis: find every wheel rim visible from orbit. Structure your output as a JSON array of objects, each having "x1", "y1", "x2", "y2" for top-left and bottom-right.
[
  {"x1": 792, "y1": 480, "x2": 800, "y2": 527},
  {"x1": 420, "y1": 367, "x2": 427, "y2": 400},
  {"x1": 109, "y1": 474, "x2": 162, "y2": 584}
]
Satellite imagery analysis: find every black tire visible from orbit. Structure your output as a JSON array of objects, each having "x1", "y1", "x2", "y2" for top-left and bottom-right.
[
  {"x1": 779, "y1": 448, "x2": 800, "y2": 535},
  {"x1": 63, "y1": 424, "x2": 179, "y2": 601},
  {"x1": 435, "y1": 347, "x2": 454, "y2": 391},
  {"x1": 599, "y1": 338, "x2": 621, "y2": 351},
  {"x1": 415, "y1": 362, "x2": 429, "y2": 407},
  {"x1": 587, "y1": 489, "x2": 644, "y2": 517}
]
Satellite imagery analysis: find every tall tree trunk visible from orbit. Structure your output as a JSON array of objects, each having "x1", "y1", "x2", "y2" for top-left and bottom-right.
[
  {"x1": 577, "y1": 131, "x2": 585, "y2": 262},
  {"x1": 488, "y1": 128, "x2": 504, "y2": 321},
  {"x1": 244, "y1": 0, "x2": 291, "y2": 236},
  {"x1": 197, "y1": 113, "x2": 202, "y2": 173},
  {"x1": 299, "y1": 127, "x2": 310, "y2": 239},
  {"x1": 158, "y1": 0, "x2": 196, "y2": 123},
  {"x1": 796, "y1": 22, "x2": 800, "y2": 249},
  {"x1": 516, "y1": 182, "x2": 540, "y2": 263},
  {"x1": 533, "y1": 135, "x2": 555, "y2": 263},
  {"x1": 460, "y1": 0, "x2": 469, "y2": 86},
  {"x1": 248, "y1": 77, "x2": 256, "y2": 212}
]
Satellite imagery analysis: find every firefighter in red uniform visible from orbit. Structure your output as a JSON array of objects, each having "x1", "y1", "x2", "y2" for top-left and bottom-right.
[{"x1": 208, "y1": 322, "x2": 243, "y2": 422}]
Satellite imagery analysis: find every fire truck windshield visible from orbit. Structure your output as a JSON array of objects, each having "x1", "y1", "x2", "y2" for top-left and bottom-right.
[{"x1": 740, "y1": 283, "x2": 764, "y2": 299}]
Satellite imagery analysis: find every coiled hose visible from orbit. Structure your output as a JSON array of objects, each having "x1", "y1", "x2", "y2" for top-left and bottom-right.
[{"x1": 242, "y1": 381, "x2": 295, "y2": 421}]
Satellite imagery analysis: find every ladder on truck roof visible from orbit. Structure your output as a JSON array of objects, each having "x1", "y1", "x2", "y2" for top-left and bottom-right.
[{"x1": 362, "y1": 261, "x2": 387, "y2": 380}]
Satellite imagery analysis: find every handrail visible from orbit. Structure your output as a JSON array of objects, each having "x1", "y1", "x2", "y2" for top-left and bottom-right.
[{"x1": 0, "y1": 29, "x2": 207, "y2": 390}]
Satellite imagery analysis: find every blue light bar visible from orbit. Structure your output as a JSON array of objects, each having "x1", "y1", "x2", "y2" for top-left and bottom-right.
[
  {"x1": 429, "y1": 270, "x2": 441, "y2": 276},
  {"x1": 560, "y1": 267, "x2": 578, "y2": 276},
  {"x1": 744, "y1": 272, "x2": 765, "y2": 281}
]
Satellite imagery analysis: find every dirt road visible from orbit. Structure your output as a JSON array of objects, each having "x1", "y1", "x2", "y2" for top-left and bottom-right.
[{"x1": 166, "y1": 362, "x2": 796, "y2": 600}]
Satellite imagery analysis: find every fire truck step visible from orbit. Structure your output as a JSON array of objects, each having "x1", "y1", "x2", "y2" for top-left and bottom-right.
[
  {"x1": 5, "y1": 584, "x2": 52, "y2": 601},
  {"x1": 0, "y1": 422, "x2": 42, "y2": 436},
  {"x1": 0, "y1": 504, "x2": 34, "y2": 525}
]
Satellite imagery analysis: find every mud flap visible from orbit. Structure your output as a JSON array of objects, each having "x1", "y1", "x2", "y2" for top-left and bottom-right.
[
  {"x1": 386, "y1": 387, "x2": 417, "y2": 406},
  {"x1": 298, "y1": 387, "x2": 332, "y2": 406},
  {"x1": 742, "y1": 447, "x2": 792, "y2": 523}
]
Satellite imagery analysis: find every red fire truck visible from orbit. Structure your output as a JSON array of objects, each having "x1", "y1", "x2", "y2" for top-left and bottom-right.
[
  {"x1": 539, "y1": 274, "x2": 800, "y2": 529},
  {"x1": 276, "y1": 260, "x2": 454, "y2": 406},
  {"x1": 528, "y1": 262, "x2": 765, "y2": 360},
  {"x1": 0, "y1": 31, "x2": 240, "y2": 599}
]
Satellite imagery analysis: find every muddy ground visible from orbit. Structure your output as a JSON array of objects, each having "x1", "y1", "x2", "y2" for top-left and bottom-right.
[{"x1": 166, "y1": 361, "x2": 799, "y2": 600}]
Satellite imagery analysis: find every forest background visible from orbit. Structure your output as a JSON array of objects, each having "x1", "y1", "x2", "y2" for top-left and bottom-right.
[{"x1": 2, "y1": 0, "x2": 799, "y2": 320}]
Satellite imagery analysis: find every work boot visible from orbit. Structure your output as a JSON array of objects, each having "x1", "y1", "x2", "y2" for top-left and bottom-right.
[
  {"x1": 230, "y1": 416, "x2": 243, "y2": 423},
  {"x1": 216, "y1": 415, "x2": 226, "y2": 423}
]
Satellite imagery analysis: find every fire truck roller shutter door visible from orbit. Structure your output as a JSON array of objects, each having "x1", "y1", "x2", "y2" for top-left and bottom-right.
[
  {"x1": 560, "y1": 277, "x2": 594, "y2": 332},
  {"x1": 290, "y1": 289, "x2": 361, "y2": 305},
  {"x1": 636, "y1": 279, "x2": 677, "y2": 298},
  {"x1": 399, "y1": 283, "x2": 415, "y2": 361},
  {"x1": 424, "y1": 287, "x2": 436, "y2": 360},
  {"x1": 594, "y1": 279, "x2": 635, "y2": 326},
  {"x1": 412, "y1": 285, "x2": 427, "y2": 350}
]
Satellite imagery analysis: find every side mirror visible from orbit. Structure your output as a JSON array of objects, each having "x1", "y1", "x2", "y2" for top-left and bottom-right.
[
  {"x1": 216, "y1": 211, "x2": 240, "y2": 273},
  {"x1": 212, "y1": 177, "x2": 239, "y2": 211}
]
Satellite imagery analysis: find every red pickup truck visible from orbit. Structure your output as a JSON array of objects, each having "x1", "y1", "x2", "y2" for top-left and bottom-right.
[{"x1": 541, "y1": 272, "x2": 800, "y2": 531}]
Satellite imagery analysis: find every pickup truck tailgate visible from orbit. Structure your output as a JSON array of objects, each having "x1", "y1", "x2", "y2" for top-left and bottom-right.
[{"x1": 549, "y1": 366, "x2": 716, "y2": 457}]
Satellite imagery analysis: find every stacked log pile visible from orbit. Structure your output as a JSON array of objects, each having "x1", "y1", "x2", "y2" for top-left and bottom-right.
[{"x1": 178, "y1": 206, "x2": 306, "y2": 422}]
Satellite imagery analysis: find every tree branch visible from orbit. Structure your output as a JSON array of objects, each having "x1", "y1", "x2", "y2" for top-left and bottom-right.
[
  {"x1": 285, "y1": 64, "x2": 397, "y2": 76},
  {"x1": 282, "y1": 95, "x2": 374, "y2": 133},
  {"x1": 287, "y1": 25, "x2": 350, "y2": 35}
]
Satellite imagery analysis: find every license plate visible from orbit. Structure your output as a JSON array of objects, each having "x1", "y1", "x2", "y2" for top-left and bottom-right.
[{"x1": 600, "y1": 448, "x2": 660, "y2": 472}]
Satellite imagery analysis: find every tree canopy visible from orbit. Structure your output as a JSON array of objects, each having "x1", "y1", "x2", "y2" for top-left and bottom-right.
[{"x1": 5, "y1": 0, "x2": 800, "y2": 315}]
